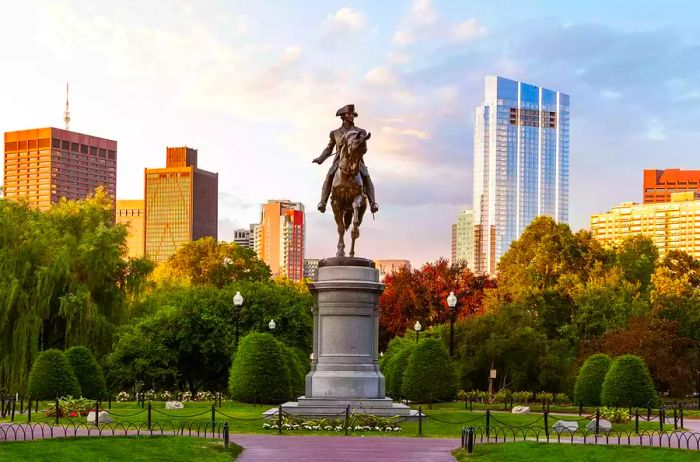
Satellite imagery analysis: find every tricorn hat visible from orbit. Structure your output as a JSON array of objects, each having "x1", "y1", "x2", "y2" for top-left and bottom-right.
[{"x1": 336, "y1": 104, "x2": 358, "y2": 117}]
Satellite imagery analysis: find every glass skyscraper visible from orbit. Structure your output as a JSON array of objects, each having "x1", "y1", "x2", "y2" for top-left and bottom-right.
[{"x1": 473, "y1": 76, "x2": 569, "y2": 274}]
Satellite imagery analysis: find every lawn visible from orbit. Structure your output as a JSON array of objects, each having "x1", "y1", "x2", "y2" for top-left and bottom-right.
[
  {"x1": 0, "y1": 400, "x2": 691, "y2": 438},
  {"x1": 453, "y1": 442, "x2": 700, "y2": 461},
  {"x1": 0, "y1": 436, "x2": 241, "y2": 462}
]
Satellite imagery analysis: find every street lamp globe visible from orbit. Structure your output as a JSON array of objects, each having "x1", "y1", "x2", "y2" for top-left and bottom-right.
[
  {"x1": 414, "y1": 321, "x2": 422, "y2": 332},
  {"x1": 233, "y1": 291, "x2": 244, "y2": 307},
  {"x1": 447, "y1": 291, "x2": 457, "y2": 308},
  {"x1": 268, "y1": 319, "x2": 276, "y2": 330}
]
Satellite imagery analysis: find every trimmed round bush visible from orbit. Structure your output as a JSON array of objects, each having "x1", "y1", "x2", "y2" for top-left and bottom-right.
[
  {"x1": 385, "y1": 343, "x2": 415, "y2": 400},
  {"x1": 600, "y1": 355, "x2": 657, "y2": 407},
  {"x1": 28, "y1": 349, "x2": 81, "y2": 399},
  {"x1": 573, "y1": 353, "x2": 611, "y2": 406},
  {"x1": 64, "y1": 346, "x2": 106, "y2": 399},
  {"x1": 285, "y1": 346, "x2": 309, "y2": 397},
  {"x1": 401, "y1": 338, "x2": 458, "y2": 402},
  {"x1": 228, "y1": 332, "x2": 291, "y2": 404}
]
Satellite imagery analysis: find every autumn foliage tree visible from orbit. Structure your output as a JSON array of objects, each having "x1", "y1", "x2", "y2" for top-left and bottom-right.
[{"x1": 378, "y1": 259, "x2": 495, "y2": 348}]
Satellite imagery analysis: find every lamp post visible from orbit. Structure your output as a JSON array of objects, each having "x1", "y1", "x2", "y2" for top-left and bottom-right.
[
  {"x1": 414, "y1": 321, "x2": 422, "y2": 343},
  {"x1": 233, "y1": 291, "x2": 244, "y2": 349},
  {"x1": 447, "y1": 291, "x2": 457, "y2": 357},
  {"x1": 268, "y1": 319, "x2": 276, "y2": 331}
]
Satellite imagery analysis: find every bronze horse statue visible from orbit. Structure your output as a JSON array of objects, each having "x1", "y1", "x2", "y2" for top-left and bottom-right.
[{"x1": 331, "y1": 128, "x2": 371, "y2": 257}]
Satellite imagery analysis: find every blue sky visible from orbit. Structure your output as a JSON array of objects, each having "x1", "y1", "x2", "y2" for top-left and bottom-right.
[{"x1": 1, "y1": 0, "x2": 699, "y2": 266}]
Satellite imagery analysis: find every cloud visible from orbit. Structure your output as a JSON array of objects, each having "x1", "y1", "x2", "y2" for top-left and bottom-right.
[
  {"x1": 453, "y1": 19, "x2": 486, "y2": 42},
  {"x1": 410, "y1": 0, "x2": 438, "y2": 25},
  {"x1": 365, "y1": 66, "x2": 398, "y2": 85},
  {"x1": 282, "y1": 45, "x2": 302, "y2": 62},
  {"x1": 328, "y1": 7, "x2": 365, "y2": 29},
  {"x1": 393, "y1": 29, "x2": 416, "y2": 46},
  {"x1": 600, "y1": 89, "x2": 621, "y2": 99},
  {"x1": 646, "y1": 118, "x2": 667, "y2": 141},
  {"x1": 388, "y1": 51, "x2": 413, "y2": 64},
  {"x1": 381, "y1": 126, "x2": 430, "y2": 140}
]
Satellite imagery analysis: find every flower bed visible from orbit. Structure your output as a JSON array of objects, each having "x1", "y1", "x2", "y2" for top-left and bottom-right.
[{"x1": 263, "y1": 414, "x2": 402, "y2": 432}]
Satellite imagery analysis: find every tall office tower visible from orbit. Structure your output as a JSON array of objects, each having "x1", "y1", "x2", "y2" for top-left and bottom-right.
[
  {"x1": 643, "y1": 169, "x2": 700, "y2": 204},
  {"x1": 3, "y1": 127, "x2": 116, "y2": 210},
  {"x1": 451, "y1": 209, "x2": 474, "y2": 270},
  {"x1": 255, "y1": 200, "x2": 305, "y2": 281},
  {"x1": 473, "y1": 76, "x2": 570, "y2": 274},
  {"x1": 591, "y1": 192, "x2": 700, "y2": 259},
  {"x1": 144, "y1": 147, "x2": 218, "y2": 263},
  {"x1": 116, "y1": 199, "x2": 145, "y2": 258},
  {"x1": 303, "y1": 258, "x2": 320, "y2": 280},
  {"x1": 233, "y1": 228, "x2": 253, "y2": 249}
]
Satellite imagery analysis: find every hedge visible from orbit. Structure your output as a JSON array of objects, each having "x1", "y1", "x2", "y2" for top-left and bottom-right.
[
  {"x1": 600, "y1": 355, "x2": 657, "y2": 407},
  {"x1": 573, "y1": 353, "x2": 611, "y2": 406},
  {"x1": 401, "y1": 338, "x2": 458, "y2": 402},
  {"x1": 27, "y1": 349, "x2": 81, "y2": 399},
  {"x1": 64, "y1": 346, "x2": 106, "y2": 399}
]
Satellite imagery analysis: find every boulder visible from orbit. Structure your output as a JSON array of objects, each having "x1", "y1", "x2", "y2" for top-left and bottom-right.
[
  {"x1": 586, "y1": 418, "x2": 612, "y2": 433},
  {"x1": 86, "y1": 410, "x2": 112, "y2": 424},
  {"x1": 511, "y1": 406, "x2": 531, "y2": 415},
  {"x1": 165, "y1": 401, "x2": 184, "y2": 410},
  {"x1": 552, "y1": 420, "x2": 578, "y2": 433}
]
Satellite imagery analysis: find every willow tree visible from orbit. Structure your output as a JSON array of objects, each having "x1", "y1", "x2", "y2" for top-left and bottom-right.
[{"x1": 0, "y1": 188, "x2": 152, "y2": 393}]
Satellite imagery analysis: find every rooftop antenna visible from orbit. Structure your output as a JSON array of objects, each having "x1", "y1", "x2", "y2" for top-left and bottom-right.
[{"x1": 64, "y1": 83, "x2": 71, "y2": 130}]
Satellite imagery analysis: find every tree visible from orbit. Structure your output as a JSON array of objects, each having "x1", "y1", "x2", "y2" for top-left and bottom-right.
[
  {"x1": 573, "y1": 354, "x2": 611, "y2": 406},
  {"x1": 152, "y1": 237, "x2": 271, "y2": 287},
  {"x1": 228, "y1": 332, "x2": 292, "y2": 403},
  {"x1": 64, "y1": 346, "x2": 106, "y2": 399},
  {"x1": 27, "y1": 349, "x2": 81, "y2": 399},
  {"x1": 600, "y1": 355, "x2": 657, "y2": 407},
  {"x1": 401, "y1": 338, "x2": 458, "y2": 402},
  {"x1": 616, "y1": 235, "x2": 658, "y2": 291},
  {"x1": 383, "y1": 341, "x2": 415, "y2": 400},
  {"x1": 660, "y1": 250, "x2": 700, "y2": 286},
  {"x1": 650, "y1": 266, "x2": 700, "y2": 341}
]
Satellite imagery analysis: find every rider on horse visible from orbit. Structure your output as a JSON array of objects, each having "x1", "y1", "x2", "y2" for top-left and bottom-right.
[{"x1": 312, "y1": 104, "x2": 379, "y2": 214}]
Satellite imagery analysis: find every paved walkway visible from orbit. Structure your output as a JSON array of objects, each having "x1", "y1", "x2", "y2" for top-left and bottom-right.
[{"x1": 231, "y1": 435, "x2": 459, "y2": 462}]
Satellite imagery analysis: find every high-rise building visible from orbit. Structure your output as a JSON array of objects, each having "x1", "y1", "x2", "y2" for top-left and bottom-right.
[
  {"x1": 254, "y1": 200, "x2": 305, "y2": 281},
  {"x1": 473, "y1": 76, "x2": 570, "y2": 274},
  {"x1": 3, "y1": 127, "x2": 116, "y2": 210},
  {"x1": 590, "y1": 192, "x2": 700, "y2": 259},
  {"x1": 303, "y1": 258, "x2": 320, "y2": 280},
  {"x1": 451, "y1": 209, "x2": 474, "y2": 270},
  {"x1": 374, "y1": 259, "x2": 411, "y2": 281},
  {"x1": 233, "y1": 226, "x2": 256, "y2": 250},
  {"x1": 144, "y1": 147, "x2": 218, "y2": 263},
  {"x1": 116, "y1": 199, "x2": 145, "y2": 258},
  {"x1": 643, "y1": 169, "x2": 700, "y2": 204}
]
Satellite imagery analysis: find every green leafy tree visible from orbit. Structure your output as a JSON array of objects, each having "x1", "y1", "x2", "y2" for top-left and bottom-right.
[
  {"x1": 27, "y1": 349, "x2": 81, "y2": 399},
  {"x1": 384, "y1": 342, "x2": 415, "y2": 400},
  {"x1": 616, "y1": 235, "x2": 658, "y2": 291},
  {"x1": 64, "y1": 346, "x2": 106, "y2": 399},
  {"x1": 152, "y1": 237, "x2": 271, "y2": 287},
  {"x1": 573, "y1": 354, "x2": 611, "y2": 406},
  {"x1": 600, "y1": 355, "x2": 657, "y2": 407},
  {"x1": 401, "y1": 338, "x2": 458, "y2": 402},
  {"x1": 228, "y1": 332, "x2": 291, "y2": 403}
]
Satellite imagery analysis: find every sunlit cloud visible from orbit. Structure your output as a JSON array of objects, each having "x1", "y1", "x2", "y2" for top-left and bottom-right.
[{"x1": 328, "y1": 7, "x2": 366, "y2": 29}]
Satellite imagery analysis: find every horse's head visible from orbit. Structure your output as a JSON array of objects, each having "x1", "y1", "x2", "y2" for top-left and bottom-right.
[{"x1": 339, "y1": 129, "x2": 371, "y2": 175}]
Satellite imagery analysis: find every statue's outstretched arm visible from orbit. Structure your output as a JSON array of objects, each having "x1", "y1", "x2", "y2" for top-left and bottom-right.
[{"x1": 312, "y1": 131, "x2": 336, "y2": 164}]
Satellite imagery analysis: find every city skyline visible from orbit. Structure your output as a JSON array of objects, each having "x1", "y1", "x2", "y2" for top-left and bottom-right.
[{"x1": 2, "y1": 1, "x2": 700, "y2": 266}]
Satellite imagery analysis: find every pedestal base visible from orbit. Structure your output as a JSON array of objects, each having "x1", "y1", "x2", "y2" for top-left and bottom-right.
[{"x1": 277, "y1": 397, "x2": 413, "y2": 418}]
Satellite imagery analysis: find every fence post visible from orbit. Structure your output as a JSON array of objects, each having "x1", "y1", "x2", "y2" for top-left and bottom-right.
[
  {"x1": 141, "y1": 393, "x2": 145, "y2": 409},
  {"x1": 418, "y1": 406, "x2": 422, "y2": 436},
  {"x1": 211, "y1": 404, "x2": 216, "y2": 432},
  {"x1": 10, "y1": 395, "x2": 16, "y2": 422},
  {"x1": 578, "y1": 402, "x2": 583, "y2": 416},
  {"x1": 595, "y1": 408, "x2": 600, "y2": 434},
  {"x1": 673, "y1": 406, "x2": 678, "y2": 430},
  {"x1": 223, "y1": 422, "x2": 229, "y2": 449},
  {"x1": 544, "y1": 411, "x2": 549, "y2": 439},
  {"x1": 646, "y1": 401, "x2": 651, "y2": 421},
  {"x1": 679, "y1": 403, "x2": 684, "y2": 429},
  {"x1": 635, "y1": 408, "x2": 639, "y2": 433},
  {"x1": 35, "y1": 399, "x2": 38, "y2": 413},
  {"x1": 147, "y1": 401, "x2": 152, "y2": 430},
  {"x1": 628, "y1": 400, "x2": 632, "y2": 416},
  {"x1": 345, "y1": 405, "x2": 350, "y2": 436},
  {"x1": 278, "y1": 405, "x2": 283, "y2": 434},
  {"x1": 55, "y1": 397, "x2": 60, "y2": 425},
  {"x1": 27, "y1": 399, "x2": 32, "y2": 423},
  {"x1": 659, "y1": 407, "x2": 664, "y2": 432},
  {"x1": 466, "y1": 427, "x2": 474, "y2": 454},
  {"x1": 108, "y1": 394, "x2": 112, "y2": 410},
  {"x1": 486, "y1": 409, "x2": 491, "y2": 438}
]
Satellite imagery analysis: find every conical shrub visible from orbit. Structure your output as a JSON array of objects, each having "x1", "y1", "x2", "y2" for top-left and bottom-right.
[
  {"x1": 573, "y1": 353, "x2": 611, "y2": 406},
  {"x1": 28, "y1": 349, "x2": 81, "y2": 399},
  {"x1": 64, "y1": 346, "x2": 106, "y2": 399},
  {"x1": 600, "y1": 355, "x2": 657, "y2": 407},
  {"x1": 401, "y1": 338, "x2": 458, "y2": 402},
  {"x1": 228, "y1": 333, "x2": 291, "y2": 404}
]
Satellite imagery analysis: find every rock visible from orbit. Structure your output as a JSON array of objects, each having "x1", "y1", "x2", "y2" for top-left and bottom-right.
[
  {"x1": 86, "y1": 410, "x2": 112, "y2": 424},
  {"x1": 552, "y1": 420, "x2": 578, "y2": 433},
  {"x1": 586, "y1": 418, "x2": 612, "y2": 433},
  {"x1": 511, "y1": 406, "x2": 531, "y2": 415},
  {"x1": 165, "y1": 401, "x2": 184, "y2": 410}
]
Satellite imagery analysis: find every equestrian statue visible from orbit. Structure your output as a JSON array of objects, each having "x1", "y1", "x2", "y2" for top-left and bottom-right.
[{"x1": 312, "y1": 104, "x2": 378, "y2": 257}]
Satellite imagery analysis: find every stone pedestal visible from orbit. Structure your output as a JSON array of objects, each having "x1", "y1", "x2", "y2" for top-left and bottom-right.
[{"x1": 279, "y1": 257, "x2": 412, "y2": 417}]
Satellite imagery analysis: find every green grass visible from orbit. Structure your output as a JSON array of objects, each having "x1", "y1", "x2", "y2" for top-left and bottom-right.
[
  {"x1": 0, "y1": 436, "x2": 241, "y2": 462},
  {"x1": 453, "y1": 442, "x2": 700, "y2": 461},
  {"x1": 0, "y1": 401, "x2": 690, "y2": 438}
]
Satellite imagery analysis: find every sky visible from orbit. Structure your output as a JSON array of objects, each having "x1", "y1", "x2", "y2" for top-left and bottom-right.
[{"x1": 2, "y1": 0, "x2": 700, "y2": 267}]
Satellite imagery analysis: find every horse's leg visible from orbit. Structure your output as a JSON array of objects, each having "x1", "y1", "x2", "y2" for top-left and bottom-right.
[
  {"x1": 331, "y1": 197, "x2": 345, "y2": 257},
  {"x1": 349, "y1": 195, "x2": 362, "y2": 258}
]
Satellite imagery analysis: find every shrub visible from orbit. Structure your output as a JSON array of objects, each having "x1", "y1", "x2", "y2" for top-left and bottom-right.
[
  {"x1": 63, "y1": 346, "x2": 106, "y2": 399},
  {"x1": 284, "y1": 346, "x2": 309, "y2": 398},
  {"x1": 493, "y1": 389, "x2": 512, "y2": 404},
  {"x1": 385, "y1": 343, "x2": 415, "y2": 400},
  {"x1": 512, "y1": 391, "x2": 533, "y2": 404},
  {"x1": 554, "y1": 393, "x2": 570, "y2": 405},
  {"x1": 601, "y1": 355, "x2": 657, "y2": 407},
  {"x1": 535, "y1": 392, "x2": 554, "y2": 404},
  {"x1": 401, "y1": 338, "x2": 458, "y2": 402},
  {"x1": 600, "y1": 406, "x2": 631, "y2": 423},
  {"x1": 28, "y1": 349, "x2": 81, "y2": 399},
  {"x1": 228, "y1": 332, "x2": 291, "y2": 404},
  {"x1": 573, "y1": 353, "x2": 611, "y2": 406}
]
